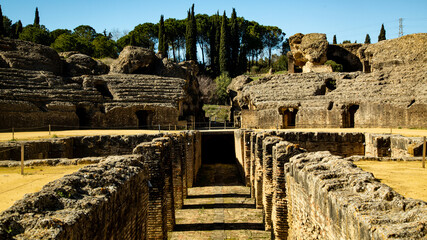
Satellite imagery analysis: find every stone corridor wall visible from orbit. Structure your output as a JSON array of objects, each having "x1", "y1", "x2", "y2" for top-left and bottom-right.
[
  {"x1": 0, "y1": 131, "x2": 201, "y2": 239},
  {"x1": 235, "y1": 130, "x2": 427, "y2": 240}
]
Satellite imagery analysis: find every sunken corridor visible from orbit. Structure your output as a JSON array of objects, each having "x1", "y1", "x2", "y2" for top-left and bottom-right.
[{"x1": 0, "y1": 129, "x2": 426, "y2": 239}]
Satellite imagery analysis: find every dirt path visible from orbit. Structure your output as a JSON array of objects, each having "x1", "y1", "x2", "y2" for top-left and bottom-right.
[
  {"x1": 0, "y1": 165, "x2": 87, "y2": 212},
  {"x1": 169, "y1": 164, "x2": 270, "y2": 239},
  {"x1": 355, "y1": 161, "x2": 427, "y2": 201}
]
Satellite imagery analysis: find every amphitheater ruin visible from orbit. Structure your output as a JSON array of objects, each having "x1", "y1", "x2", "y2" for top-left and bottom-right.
[{"x1": 0, "y1": 33, "x2": 426, "y2": 239}]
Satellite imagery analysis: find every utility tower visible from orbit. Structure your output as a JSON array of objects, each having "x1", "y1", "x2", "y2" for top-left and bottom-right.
[{"x1": 399, "y1": 18, "x2": 403, "y2": 37}]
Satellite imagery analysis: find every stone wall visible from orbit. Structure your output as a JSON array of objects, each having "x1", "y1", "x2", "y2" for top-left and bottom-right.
[
  {"x1": 0, "y1": 155, "x2": 150, "y2": 239},
  {"x1": 0, "y1": 133, "x2": 163, "y2": 161},
  {"x1": 285, "y1": 152, "x2": 426, "y2": 240},
  {"x1": 0, "y1": 131, "x2": 201, "y2": 239},
  {"x1": 365, "y1": 133, "x2": 425, "y2": 158},
  {"x1": 236, "y1": 130, "x2": 427, "y2": 239}
]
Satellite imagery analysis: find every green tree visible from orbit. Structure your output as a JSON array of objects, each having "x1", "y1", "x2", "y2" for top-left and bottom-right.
[
  {"x1": 51, "y1": 33, "x2": 80, "y2": 52},
  {"x1": 364, "y1": 34, "x2": 371, "y2": 44},
  {"x1": 230, "y1": 8, "x2": 240, "y2": 76},
  {"x1": 263, "y1": 26, "x2": 284, "y2": 67},
  {"x1": 208, "y1": 13, "x2": 221, "y2": 75},
  {"x1": 165, "y1": 18, "x2": 185, "y2": 62},
  {"x1": 19, "y1": 25, "x2": 52, "y2": 46},
  {"x1": 378, "y1": 24, "x2": 386, "y2": 42},
  {"x1": 0, "y1": 5, "x2": 4, "y2": 36},
  {"x1": 325, "y1": 60, "x2": 343, "y2": 72},
  {"x1": 185, "y1": 4, "x2": 197, "y2": 61},
  {"x1": 50, "y1": 29, "x2": 71, "y2": 42},
  {"x1": 215, "y1": 72, "x2": 232, "y2": 104},
  {"x1": 92, "y1": 35, "x2": 118, "y2": 58},
  {"x1": 34, "y1": 7, "x2": 40, "y2": 27},
  {"x1": 196, "y1": 14, "x2": 210, "y2": 65},
  {"x1": 15, "y1": 20, "x2": 23, "y2": 38},
  {"x1": 219, "y1": 11, "x2": 229, "y2": 73},
  {"x1": 342, "y1": 40, "x2": 351, "y2": 44},
  {"x1": 333, "y1": 35, "x2": 337, "y2": 44},
  {"x1": 3, "y1": 16, "x2": 12, "y2": 37},
  {"x1": 158, "y1": 15, "x2": 167, "y2": 57},
  {"x1": 73, "y1": 25, "x2": 97, "y2": 42}
]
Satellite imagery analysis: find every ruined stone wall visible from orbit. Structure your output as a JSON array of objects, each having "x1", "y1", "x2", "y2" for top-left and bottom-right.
[
  {"x1": 0, "y1": 133, "x2": 162, "y2": 161},
  {"x1": 0, "y1": 155, "x2": 150, "y2": 239},
  {"x1": 236, "y1": 130, "x2": 426, "y2": 239},
  {"x1": 0, "y1": 131, "x2": 201, "y2": 239},
  {"x1": 365, "y1": 133, "x2": 425, "y2": 158},
  {"x1": 285, "y1": 152, "x2": 426, "y2": 240}
]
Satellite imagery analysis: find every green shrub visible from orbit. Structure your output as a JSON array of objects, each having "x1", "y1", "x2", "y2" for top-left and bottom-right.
[
  {"x1": 214, "y1": 72, "x2": 232, "y2": 104},
  {"x1": 325, "y1": 60, "x2": 343, "y2": 72}
]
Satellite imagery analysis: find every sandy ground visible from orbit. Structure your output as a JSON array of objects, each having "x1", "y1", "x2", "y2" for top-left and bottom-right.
[
  {"x1": 1, "y1": 127, "x2": 425, "y2": 142},
  {"x1": 355, "y1": 161, "x2": 427, "y2": 201},
  {"x1": 0, "y1": 129, "x2": 181, "y2": 142},
  {"x1": 0, "y1": 165, "x2": 87, "y2": 212}
]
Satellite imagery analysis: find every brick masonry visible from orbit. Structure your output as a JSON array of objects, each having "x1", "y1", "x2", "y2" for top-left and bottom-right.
[
  {"x1": 0, "y1": 131, "x2": 201, "y2": 240},
  {"x1": 235, "y1": 130, "x2": 427, "y2": 240}
]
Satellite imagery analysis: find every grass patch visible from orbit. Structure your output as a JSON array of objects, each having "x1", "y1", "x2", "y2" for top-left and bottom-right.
[{"x1": 203, "y1": 104, "x2": 231, "y2": 122}]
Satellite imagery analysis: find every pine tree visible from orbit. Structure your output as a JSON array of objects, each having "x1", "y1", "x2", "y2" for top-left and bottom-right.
[
  {"x1": 364, "y1": 34, "x2": 371, "y2": 44},
  {"x1": 230, "y1": 8, "x2": 239, "y2": 77},
  {"x1": 34, "y1": 7, "x2": 40, "y2": 27},
  {"x1": 378, "y1": 24, "x2": 386, "y2": 42},
  {"x1": 158, "y1": 15, "x2": 167, "y2": 57},
  {"x1": 333, "y1": 35, "x2": 337, "y2": 44},
  {"x1": 129, "y1": 33, "x2": 135, "y2": 46},
  {"x1": 185, "y1": 4, "x2": 197, "y2": 61},
  {"x1": 219, "y1": 11, "x2": 229, "y2": 74}
]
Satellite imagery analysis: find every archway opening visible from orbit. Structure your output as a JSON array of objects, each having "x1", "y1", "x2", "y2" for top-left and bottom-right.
[
  {"x1": 135, "y1": 110, "x2": 153, "y2": 129},
  {"x1": 279, "y1": 107, "x2": 298, "y2": 129},
  {"x1": 76, "y1": 107, "x2": 90, "y2": 128}
]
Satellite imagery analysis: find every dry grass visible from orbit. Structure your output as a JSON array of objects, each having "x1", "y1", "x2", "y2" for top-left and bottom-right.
[
  {"x1": 355, "y1": 161, "x2": 427, "y2": 201},
  {"x1": 0, "y1": 164, "x2": 88, "y2": 212}
]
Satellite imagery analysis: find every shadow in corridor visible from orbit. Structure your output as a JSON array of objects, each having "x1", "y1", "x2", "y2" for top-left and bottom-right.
[
  {"x1": 194, "y1": 163, "x2": 245, "y2": 187},
  {"x1": 173, "y1": 222, "x2": 265, "y2": 231}
]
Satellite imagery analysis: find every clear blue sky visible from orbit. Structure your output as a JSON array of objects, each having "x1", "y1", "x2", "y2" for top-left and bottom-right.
[{"x1": 2, "y1": 0, "x2": 426, "y2": 43}]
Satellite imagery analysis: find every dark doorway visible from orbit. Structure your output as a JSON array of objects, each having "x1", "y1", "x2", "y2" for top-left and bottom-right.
[
  {"x1": 95, "y1": 83, "x2": 113, "y2": 99},
  {"x1": 197, "y1": 132, "x2": 244, "y2": 186},
  {"x1": 135, "y1": 110, "x2": 153, "y2": 129},
  {"x1": 76, "y1": 107, "x2": 90, "y2": 128},
  {"x1": 280, "y1": 108, "x2": 298, "y2": 128},
  {"x1": 201, "y1": 133, "x2": 235, "y2": 164},
  {"x1": 342, "y1": 105, "x2": 359, "y2": 128}
]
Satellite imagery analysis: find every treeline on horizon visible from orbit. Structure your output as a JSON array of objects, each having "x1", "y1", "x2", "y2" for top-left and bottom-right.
[{"x1": 0, "y1": 4, "x2": 289, "y2": 77}]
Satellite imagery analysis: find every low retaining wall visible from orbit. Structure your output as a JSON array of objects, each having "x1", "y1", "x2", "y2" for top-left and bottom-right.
[
  {"x1": 0, "y1": 134, "x2": 163, "y2": 161},
  {"x1": 235, "y1": 130, "x2": 427, "y2": 239},
  {"x1": 0, "y1": 131, "x2": 202, "y2": 240}
]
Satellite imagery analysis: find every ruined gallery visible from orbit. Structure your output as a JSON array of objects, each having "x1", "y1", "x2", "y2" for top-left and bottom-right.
[{"x1": 0, "y1": 32, "x2": 426, "y2": 240}]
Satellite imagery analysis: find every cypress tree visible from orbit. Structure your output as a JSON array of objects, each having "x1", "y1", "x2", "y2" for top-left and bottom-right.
[
  {"x1": 158, "y1": 15, "x2": 167, "y2": 57},
  {"x1": 364, "y1": 34, "x2": 371, "y2": 44},
  {"x1": 34, "y1": 7, "x2": 40, "y2": 27},
  {"x1": 230, "y1": 8, "x2": 239, "y2": 77},
  {"x1": 15, "y1": 20, "x2": 23, "y2": 38},
  {"x1": 129, "y1": 33, "x2": 135, "y2": 46},
  {"x1": 378, "y1": 24, "x2": 386, "y2": 42},
  {"x1": 219, "y1": 11, "x2": 229, "y2": 74},
  {"x1": 333, "y1": 35, "x2": 337, "y2": 44},
  {"x1": 0, "y1": 5, "x2": 4, "y2": 36},
  {"x1": 209, "y1": 13, "x2": 220, "y2": 76},
  {"x1": 185, "y1": 4, "x2": 197, "y2": 61}
]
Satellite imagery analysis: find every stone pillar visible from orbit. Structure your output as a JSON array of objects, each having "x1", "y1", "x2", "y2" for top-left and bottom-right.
[
  {"x1": 244, "y1": 130, "x2": 253, "y2": 186},
  {"x1": 250, "y1": 132, "x2": 257, "y2": 198},
  {"x1": 180, "y1": 133, "x2": 188, "y2": 199},
  {"x1": 262, "y1": 136, "x2": 282, "y2": 230},
  {"x1": 133, "y1": 142, "x2": 167, "y2": 240},
  {"x1": 171, "y1": 135, "x2": 184, "y2": 209},
  {"x1": 254, "y1": 133, "x2": 266, "y2": 209},
  {"x1": 185, "y1": 132, "x2": 195, "y2": 188},
  {"x1": 152, "y1": 137, "x2": 175, "y2": 232},
  {"x1": 272, "y1": 141, "x2": 305, "y2": 240}
]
